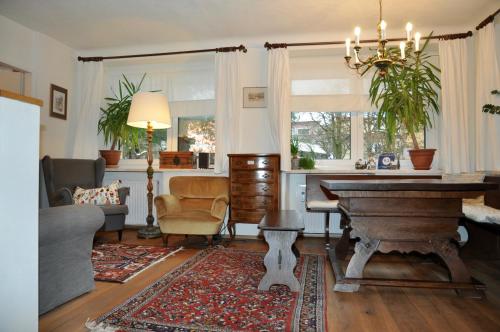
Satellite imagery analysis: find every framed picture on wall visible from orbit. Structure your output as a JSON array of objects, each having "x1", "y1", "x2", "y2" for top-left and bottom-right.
[
  {"x1": 243, "y1": 87, "x2": 267, "y2": 108},
  {"x1": 49, "y1": 84, "x2": 68, "y2": 120}
]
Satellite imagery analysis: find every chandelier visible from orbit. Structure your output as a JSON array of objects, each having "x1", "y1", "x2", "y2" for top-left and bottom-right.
[{"x1": 344, "y1": 0, "x2": 421, "y2": 77}]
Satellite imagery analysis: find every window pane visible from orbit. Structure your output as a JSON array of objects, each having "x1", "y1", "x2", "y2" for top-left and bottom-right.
[
  {"x1": 122, "y1": 129, "x2": 168, "y2": 159},
  {"x1": 291, "y1": 79, "x2": 351, "y2": 95},
  {"x1": 363, "y1": 112, "x2": 425, "y2": 159},
  {"x1": 291, "y1": 112, "x2": 351, "y2": 160},
  {"x1": 178, "y1": 116, "x2": 215, "y2": 153}
]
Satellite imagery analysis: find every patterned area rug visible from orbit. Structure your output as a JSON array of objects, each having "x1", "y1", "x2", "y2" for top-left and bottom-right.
[
  {"x1": 88, "y1": 248, "x2": 326, "y2": 331},
  {"x1": 92, "y1": 243, "x2": 182, "y2": 283}
]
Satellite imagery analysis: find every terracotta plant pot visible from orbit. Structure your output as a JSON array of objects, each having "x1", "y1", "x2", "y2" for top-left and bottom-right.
[
  {"x1": 99, "y1": 150, "x2": 121, "y2": 168},
  {"x1": 408, "y1": 148, "x2": 436, "y2": 170}
]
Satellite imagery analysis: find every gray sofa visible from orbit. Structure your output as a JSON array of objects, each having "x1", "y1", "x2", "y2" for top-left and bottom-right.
[
  {"x1": 39, "y1": 162, "x2": 105, "y2": 315},
  {"x1": 41, "y1": 155, "x2": 129, "y2": 241}
]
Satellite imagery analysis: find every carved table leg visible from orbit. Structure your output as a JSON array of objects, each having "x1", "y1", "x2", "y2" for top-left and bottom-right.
[
  {"x1": 335, "y1": 238, "x2": 380, "y2": 292},
  {"x1": 258, "y1": 230, "x2": 300, "y2": 292},
  {"x1": 433, "y1": 240, "x2": 484, "y2": 298}
]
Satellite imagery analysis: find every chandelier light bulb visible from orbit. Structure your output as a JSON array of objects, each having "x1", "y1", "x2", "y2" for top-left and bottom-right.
[
  {"x1": 380, "y1": 20, "x2": 387, "y2": 39},
  {"x1": 406, "y1": 22, "x2": 413, "y2": 41},
  {"x1": 345, "y1": 38, "x2": 351, "y2": 57},
  {"x1": 400, "y1": 41, "x2": 406, "y2": 59},
  {"x1": 354, "y1": 26, "x2": 361, "y2": 46},
  {"x1": 415, "y1": 32, "x2": 421, "y2": 51}
]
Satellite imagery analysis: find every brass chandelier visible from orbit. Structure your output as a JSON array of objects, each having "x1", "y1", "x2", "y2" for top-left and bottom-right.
[{"x1": 344, "y1": 0, "x2": 421, "y2": 76}]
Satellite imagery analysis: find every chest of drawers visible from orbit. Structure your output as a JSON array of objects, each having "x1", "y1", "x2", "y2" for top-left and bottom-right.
[{"x1": 228, "y1": 154, "x2": 280, "y2": 238}]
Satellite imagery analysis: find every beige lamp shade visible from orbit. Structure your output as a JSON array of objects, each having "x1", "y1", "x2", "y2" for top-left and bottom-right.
[{"x1": 127, "y1": 92, "x2": 172, "y2": 129}]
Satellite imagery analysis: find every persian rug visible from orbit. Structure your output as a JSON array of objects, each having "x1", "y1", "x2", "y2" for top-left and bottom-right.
[
  {"x1": 92, "y1": 243, "x2": 182, "y2": 283},
  {"x1": 88, "y1": 248, "x2": 327, "y2": 331}
]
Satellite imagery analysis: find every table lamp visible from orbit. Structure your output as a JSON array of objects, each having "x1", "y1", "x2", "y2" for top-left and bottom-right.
[{"x1": 127, "y1": 92, "x2": 171, "y2": 238}]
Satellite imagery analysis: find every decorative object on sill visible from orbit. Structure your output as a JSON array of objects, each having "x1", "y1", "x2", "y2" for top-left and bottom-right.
[
  {"x1": 243, "y1": 87, "x2": 267, "y2": 108},
  {"x1": 159, "y1": 151, "x2": 193, "y2": 169},
  {"x1": 127, "y1": 92, "x2": 172, "y2": 239},
  {"x1": 98, "y1": 73, "x2": 148, "y2": 167},
  {"x1": 364, "y1": 28, "x2": 440, "y2": 170},
  {"x1": 366, "y1": 157, "x2": 377, "y2": 170},
  {"x1": 198, "y1": 152, "x2": 210, "y2": 169},
  {"x1": 92, "y1": 243, "x2": 182, "y2": 283},
  {"x1": 355, "y1": 159, "x2": 367, "y2": 169},
  {"x1": 49, "y1": 84, "x2": 67, "y2": 120},
  {"x1": 290, "y1": 136, "x2": 300, "y2": 170},
  {"x1": 87, "y1": 248, "x2": 326, "y2": 331},
  {"x1": 299, "y1": 154, "x2": 315, "y2": 170},
  {"x1": 377, "y1": 152, "x2": 398, "y2": 170}
]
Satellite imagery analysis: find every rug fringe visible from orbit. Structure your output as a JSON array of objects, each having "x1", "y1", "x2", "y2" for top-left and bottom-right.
[
  {"x1": 85, "y1": 318, "x2": 118, "y2": 331},
  {"x1": 120, "y1": 246, "x2": 184, "y2": 283}
]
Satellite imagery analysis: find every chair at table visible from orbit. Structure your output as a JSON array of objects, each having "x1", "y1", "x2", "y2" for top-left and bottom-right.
[
  {"x1": 154, "y1": 176, "x2": 229, "y2": 246},
  {"x1": 41, "y1": 155, "x2": 129, "y2": 241}
]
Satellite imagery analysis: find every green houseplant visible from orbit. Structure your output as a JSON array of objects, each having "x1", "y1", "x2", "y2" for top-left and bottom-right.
[
  {"x1": 98, "y1": 74, "x2": 146, "y2": 166},
  {"x1": 363, "y1": 35, "x2": 441, "y2": 169}
]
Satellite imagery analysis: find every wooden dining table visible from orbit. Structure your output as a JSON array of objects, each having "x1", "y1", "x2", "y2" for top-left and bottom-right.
[{"x1": 320, "y1": 179, "x2": 498, "y2": 298}]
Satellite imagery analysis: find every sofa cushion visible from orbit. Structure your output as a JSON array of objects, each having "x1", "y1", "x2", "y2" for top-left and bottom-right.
[
  {"x1": 159, "y1": 210, "x2": 223, "y2": 235},
  {"x1": 463, "y1": 203, "x2": 500, "y2": 225},
  {"x1": 73, "y1": 180, "x2": 121, "y2": 205},
  {"x1": 99, "y1": 204, "x2": 129, "y2": 216}
]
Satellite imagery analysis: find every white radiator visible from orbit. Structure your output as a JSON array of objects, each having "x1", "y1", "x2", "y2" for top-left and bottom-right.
[{"x1": 104, "y1": 174, "x2": 160, "y2": 226}]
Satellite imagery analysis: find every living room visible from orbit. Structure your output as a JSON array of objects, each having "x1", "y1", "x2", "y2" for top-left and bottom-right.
[{"x1": 1, "y1": 0, "x2": 499, "y2": 331}]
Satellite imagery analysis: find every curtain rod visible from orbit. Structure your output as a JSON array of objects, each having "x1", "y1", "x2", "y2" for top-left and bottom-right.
[
  {"x1": 77, "y1": 44, "x2": 247, "y2": 62},
  {"x1": 476, "y1": 8, "x2": 500, "y2": 30},
  {"x1": 264, "y1": 32, "x2": 473, "y2": 50}
]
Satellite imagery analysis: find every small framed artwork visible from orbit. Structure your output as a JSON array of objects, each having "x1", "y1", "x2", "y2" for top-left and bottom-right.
[
  {"x1": 377, "y1": 152, "x2": 397, "y2": 169},
  {"x1": 50, "y1": 84, "x2": 68, "y2": 120},
  {"x1": 243, "y1": 87, "x2": 267, "y2": 108}
]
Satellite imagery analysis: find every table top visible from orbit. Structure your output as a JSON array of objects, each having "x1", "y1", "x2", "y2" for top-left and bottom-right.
[
  {"x1": 320, "y1": 179, "x2": 498, "y2": 192},
  {"x1": 258, "y1": 210, "x2": 305, "y2": 231}
]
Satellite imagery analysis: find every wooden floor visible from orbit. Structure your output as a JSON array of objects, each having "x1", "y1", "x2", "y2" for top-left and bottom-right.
[{"x1": 39, "y1": 230, "x2": 500, "y2": 332}]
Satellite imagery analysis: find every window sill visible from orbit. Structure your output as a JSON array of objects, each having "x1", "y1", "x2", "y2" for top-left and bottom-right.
[
  {"x1": 282, "y1": 168, "x2": 442, "y2": 176},
  {"x1": 105, "y1": 166, "x2": 214, "y2": 173}
]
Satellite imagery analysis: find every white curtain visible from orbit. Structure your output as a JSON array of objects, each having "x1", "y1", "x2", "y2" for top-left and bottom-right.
[
  {"x1": 214, "y1": 52, "x2": 241, "y2": 173},
  {"x1": 475, "y1": 22, "x2": 500, "y2": 171},
  {"x1": 70, "y1": 61, "x2": 104, "y2": 159},
  {"x1": 267, "y1": 48, "x2": 291, "y2": 170},
  {"x1": 438, "y1": 38, "x2": 475, "y2": 173}
]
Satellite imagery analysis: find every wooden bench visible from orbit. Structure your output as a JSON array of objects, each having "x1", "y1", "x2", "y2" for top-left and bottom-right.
[
  {"x1": 461, "y1": 175, "x2": 500, "y2": 259},
  {"x1": 257, "y1": 210, "x2": 304, "y2": 292}
]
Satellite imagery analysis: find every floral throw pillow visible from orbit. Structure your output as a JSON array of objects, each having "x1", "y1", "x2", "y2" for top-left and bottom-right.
[{"x1": 73, "y1": 180, "x2": 121, "y2": 205}]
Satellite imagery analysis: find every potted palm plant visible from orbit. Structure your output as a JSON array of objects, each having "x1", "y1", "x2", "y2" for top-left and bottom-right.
[
  {"x1": 365, "y1": 35, "x2": 441, "y2": 169},
  {"x1": 98, "y1": 74, "x2": 146, "y2": 167},
  {"x1": 290, "y1": 136, "x2": 300, "y2": 169}
]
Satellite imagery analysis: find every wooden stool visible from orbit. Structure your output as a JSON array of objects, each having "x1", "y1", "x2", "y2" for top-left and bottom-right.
[
  {"x1": 306, "y1": 200, "x2": 340, "y2": 250},
  {"x1": 257, "y1": 210, "x2": 305, "y2": 292}
]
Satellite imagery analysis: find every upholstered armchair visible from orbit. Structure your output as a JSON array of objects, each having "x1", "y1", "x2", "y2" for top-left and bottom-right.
[
  {"x1": 41, "y1": 155, "x2": 129, "y2": 241},
  {"x1": 154, "y1": 176, "x2": 229, "y2": 246}
]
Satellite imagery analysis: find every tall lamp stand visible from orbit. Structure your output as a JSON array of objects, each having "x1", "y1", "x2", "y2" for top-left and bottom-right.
[{"x1": 137, "y1": 122, "x2": 161, "y2": 239}]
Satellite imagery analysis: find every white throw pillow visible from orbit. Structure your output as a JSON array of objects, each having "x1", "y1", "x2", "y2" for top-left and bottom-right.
[{"x1": 73, "y1": 180, "x2": 121, "y2": 205}]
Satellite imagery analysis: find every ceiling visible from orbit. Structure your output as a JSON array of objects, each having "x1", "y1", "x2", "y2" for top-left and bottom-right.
[{"x1": 0, "y1": 0, "x2": 497, "y2": 50}]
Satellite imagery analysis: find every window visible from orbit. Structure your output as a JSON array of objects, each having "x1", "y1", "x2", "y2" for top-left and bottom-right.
[
  {"x1": 121, "y1": 129, "x2": 168, "y2": 160},
  {"x1": 363, "y1": 112, "x2": 425, "y2": 159},
  {"x1": 292, "y1": 112, "x2": 351, "y2": 160},
  {"x1": 178, "y1": 116, "x2": 215, "y2": 153},
  {"x1": 289, "y1": 49, "x2": 426, "y2": 165}
]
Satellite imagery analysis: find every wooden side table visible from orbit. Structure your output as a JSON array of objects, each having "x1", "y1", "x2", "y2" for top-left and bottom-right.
[{"x1": 257, "y1": 211, "x2": 304, "y2": 292}]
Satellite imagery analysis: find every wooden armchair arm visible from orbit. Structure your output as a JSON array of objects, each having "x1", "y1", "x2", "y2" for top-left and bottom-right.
[
  {"x1": 154, "y1": 195, "x2": 182, "y2": 219},
  {"x1": 211, "y1": 195, "x2": 229, "y2": 220}
]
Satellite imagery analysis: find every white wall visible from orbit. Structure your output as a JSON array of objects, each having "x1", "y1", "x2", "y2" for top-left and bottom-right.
[
  {"x1": 0, "y1": 14, "x2": 76, "y2": 158},
  {"x1": 0, "y1": 96, "x2": 40, "y2": 332}
]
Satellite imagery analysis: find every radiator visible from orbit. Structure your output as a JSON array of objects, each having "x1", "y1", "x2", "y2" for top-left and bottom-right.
[{"x1": 104, "y1": 176, "x2": 159, "y2": 226}]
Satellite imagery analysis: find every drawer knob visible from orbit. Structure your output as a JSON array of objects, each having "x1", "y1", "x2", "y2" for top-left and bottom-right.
[
  {"x1": 262, "y1": 173, "x2": 270, "y2": 179},
  {"x1": 262, "y1": 187, "x2": 269, "y2": 191}
]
